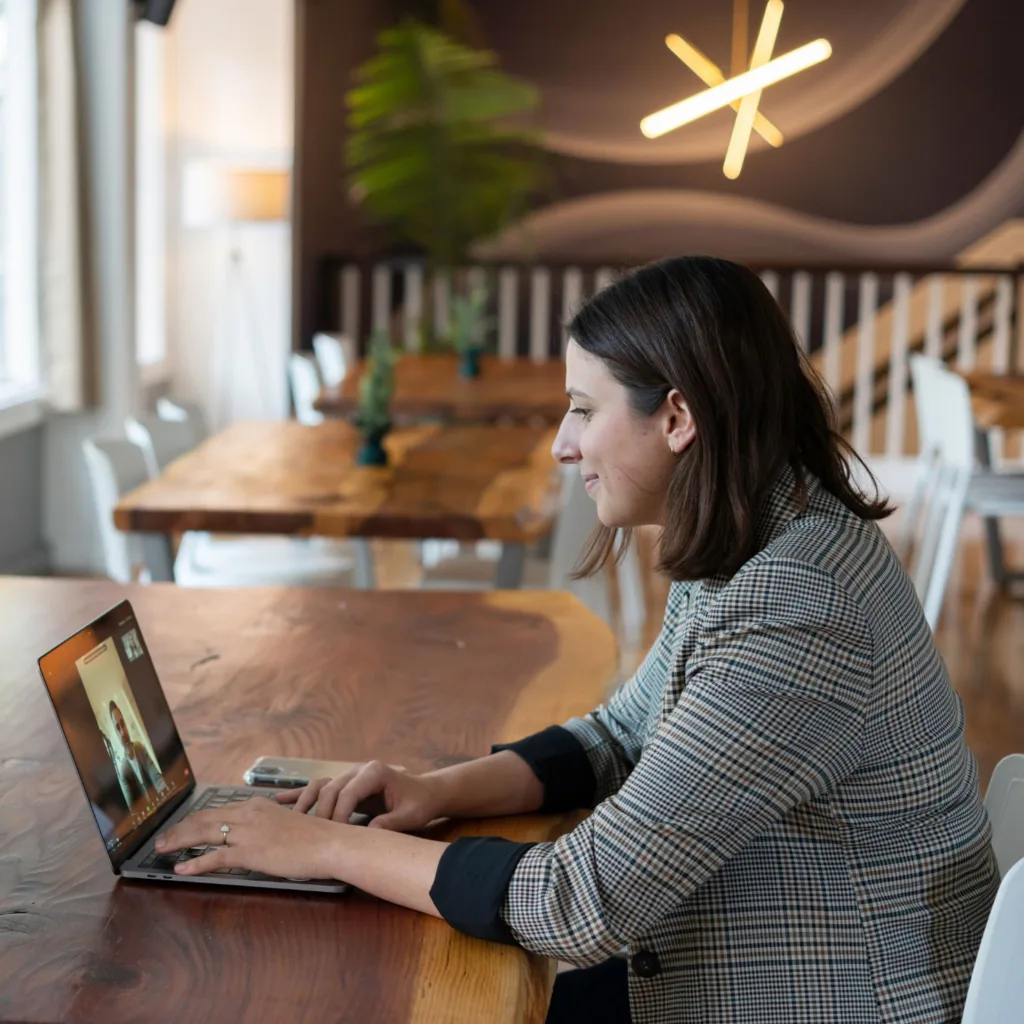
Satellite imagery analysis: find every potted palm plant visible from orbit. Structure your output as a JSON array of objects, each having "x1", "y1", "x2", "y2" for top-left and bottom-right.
[
  {"x1": 345, "y1": 18, "x2": 541, "y2": 349},
  {"x1": 355, "y1": 328, "x2": 400, "y2": 466}
]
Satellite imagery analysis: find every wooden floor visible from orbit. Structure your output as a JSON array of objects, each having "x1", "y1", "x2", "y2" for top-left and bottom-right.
[{"x1": 925, "y1": 525, "x2": 1024, "y2": 787}]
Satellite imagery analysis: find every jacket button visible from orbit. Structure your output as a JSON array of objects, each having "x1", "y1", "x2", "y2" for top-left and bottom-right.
[{"x1": 631, "y1": 950, "x2": 661, "y2": 978}]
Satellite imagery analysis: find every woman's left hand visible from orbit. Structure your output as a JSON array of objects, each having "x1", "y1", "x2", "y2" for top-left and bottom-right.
[{"x1": 154, "y1": 797, "x2": 343, "y2": 880}]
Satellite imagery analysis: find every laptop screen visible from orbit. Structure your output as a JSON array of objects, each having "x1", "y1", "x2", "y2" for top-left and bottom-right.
[{"x1": 38, "y1": 600, "x2": 193, "y2": 869}]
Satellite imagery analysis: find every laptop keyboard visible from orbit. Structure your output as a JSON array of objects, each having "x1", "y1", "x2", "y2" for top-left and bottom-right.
[{"x1": 138, "y1": 786, "x2": 281, "y2": 879}]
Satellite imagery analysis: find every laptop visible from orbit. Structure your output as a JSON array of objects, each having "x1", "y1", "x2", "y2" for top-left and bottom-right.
[{"x1": 37, "y1": 598, "x2": 348, "y2": 894}]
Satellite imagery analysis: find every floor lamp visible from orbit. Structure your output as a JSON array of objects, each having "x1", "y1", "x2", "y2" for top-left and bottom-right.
[{"x1": 182, "y1": 162, "x2": 290, "y2": 427}]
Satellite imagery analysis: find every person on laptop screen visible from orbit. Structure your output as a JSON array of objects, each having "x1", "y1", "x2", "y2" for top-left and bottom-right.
[{"x1": 108, "y1": 698, "x2": 164, "y2": 808}]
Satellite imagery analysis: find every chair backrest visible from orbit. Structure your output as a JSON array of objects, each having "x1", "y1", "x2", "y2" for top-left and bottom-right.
[
  {"x1": 288, "y1": 353, "x2": 325, "y2": 426},
  {"x1": 547, "y1": 467, "x2": 612, "y2": 623},
  {"x1": 909, "y1": 355, "x2": 945, "y2": 459},
  {"x1": 961, "y1": 857, "x2": 1024, "y2": 1023},
  {"x1": 156, "y1": 397, "x2": 210, "y2": 445},
  {"x1": 986, "y1": 754, "x2": 1024, "y2": 877},
  {"x1": 312, "y1": 333, "x2": 354, "y2": 388},
  {"x1": 125, "y1": 415, "x2": 196, "y2": 478},
  {"x1": 912, "y1": 358, "x2": 975, "y2": 470},
  {"x1": 906, "y1": 358, "x2": 976, "y2": 629},
  {"x1": 82, "y1": 438, "x2": 152, "y2": 583},
  {"x1": 547, "y1": 467, "x2": 596, "y2": 585}
]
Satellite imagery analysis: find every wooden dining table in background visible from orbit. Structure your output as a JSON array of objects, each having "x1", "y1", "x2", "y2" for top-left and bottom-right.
[
  {"x1": 114, "y1": 421, "x2": 561, "y2": 588},
  {"x1": 0, "y1": 576, "x2": 618, "y2": 1024},
  {"x1": 314, "y1": 354, "x2": 569, "y2": 425},
  {"x1": 959, "y1": 370, "x2": 1024, "y2": 431}
]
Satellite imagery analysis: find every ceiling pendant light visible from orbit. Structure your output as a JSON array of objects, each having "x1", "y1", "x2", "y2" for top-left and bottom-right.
[{"x1": 641, "y1": 0, "x2": 832, "y2": 179}]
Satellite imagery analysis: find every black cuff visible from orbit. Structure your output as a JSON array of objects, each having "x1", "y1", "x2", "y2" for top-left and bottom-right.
[
  {"x1": 492, "y1": 725, "x2": 596, "y2": 812},
  {"x1": 430, "y1": 836, "x2": 536, "y2": 945}
]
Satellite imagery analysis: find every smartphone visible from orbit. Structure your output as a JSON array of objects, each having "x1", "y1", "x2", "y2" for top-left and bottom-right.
[
  {"x1": 243, "y1": 756, "x2": 362, "y2": 789},
  {"x1": 243, "y1": 756, "x2": 405, "y2": 818}
]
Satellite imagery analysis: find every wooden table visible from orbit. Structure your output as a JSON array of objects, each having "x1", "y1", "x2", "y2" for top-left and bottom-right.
[
  {"x1": 0, "y1": 577, "x2": 617, "y2": 1024},
  {"x1": 315, "y1": 354, "x2": 569, "y2": 425},
  {"x1": 960, "y1": 371, "x2": 1024, "y2": 430},
  {"x1": 114, "y1": 421, "x2": 561, "y2": 588}
]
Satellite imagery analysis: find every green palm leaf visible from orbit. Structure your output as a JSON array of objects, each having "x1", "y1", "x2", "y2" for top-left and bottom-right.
[{"x1": 346, "y1": 18, "x2": 542, "y2": 269}]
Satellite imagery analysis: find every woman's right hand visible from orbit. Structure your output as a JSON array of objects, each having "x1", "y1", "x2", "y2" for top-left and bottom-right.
[{"x1": 275, "y1": 761, "x2": 444, "y2": 832}]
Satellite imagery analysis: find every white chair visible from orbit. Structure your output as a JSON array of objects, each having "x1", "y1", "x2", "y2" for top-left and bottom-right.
[
  {"x1": 960, "y1": 857, "x2": 1024, "y2": 1023},
  {"x1": 156, "y1": 397, "x2": 210, "y2": 445},
  {"x1": 420, "y1": 468, "x2": 645, "y2": 641},
  {"x1": 906, "y1": 358, "x2": 1024, "y2": 629},
  {"x1": 288, "y1": 353, "x2": 325, "y2": 425},
  {"x1": 985, "y1": 754, "x2": 1024, "y2": 877},
  {"x1": 82, "y1": 438, "x2": 174, "y2": 582},
  {"x1": 312, "y1": 333, "x2": 355, "y2": 388},
  {"x1": 899, "y1": 356, "x2": 943, "y2": 559},
  {"x1": 85, "y1": 435, "x2": 355, "y2": 589},
  {"x1": 125, "y1": 415, "x2": 196, "y2": 477},
  {"x1": 174, "y1": 533, "x2": 357, "y2": 589}
]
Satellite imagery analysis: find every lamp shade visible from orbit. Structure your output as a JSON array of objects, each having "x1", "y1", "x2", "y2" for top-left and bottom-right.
[{"x1": 182, "y1": 162, "x2": 290, "y2": 227}]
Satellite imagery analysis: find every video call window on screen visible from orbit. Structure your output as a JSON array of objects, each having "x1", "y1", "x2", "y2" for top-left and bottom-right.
[
  {"x1": 39, "y1": 602, "x2": 191, "y2": 860},
  {"x1": 77, "y1": 637, "x2": 168, "y2": 814}
]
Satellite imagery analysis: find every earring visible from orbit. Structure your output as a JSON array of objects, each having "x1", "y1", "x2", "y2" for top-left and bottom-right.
[{"x1": 669, "y1": 441, "x2": 679, "y2": 455}]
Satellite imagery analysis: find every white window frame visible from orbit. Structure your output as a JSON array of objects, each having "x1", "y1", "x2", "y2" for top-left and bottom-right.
[
  {"x1": 134, "y1": 17, "x2": 168, "y2": 383},
  {"x1": 0, "y1": 0, "x2": 43, "y2": 435}
]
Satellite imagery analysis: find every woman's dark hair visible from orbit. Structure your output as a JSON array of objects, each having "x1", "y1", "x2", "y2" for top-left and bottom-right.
[
  {"x1": 569, "y1": 255, "x2": 892, "y2": 582},
  {"x1": 108, "y1": 700, "x2": 122, "y2": 721}
]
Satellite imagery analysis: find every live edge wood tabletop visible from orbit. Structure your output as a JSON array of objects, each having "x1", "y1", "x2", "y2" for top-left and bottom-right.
[
  {"x1": 0, "y1": 578, "x2": 618, "y2": 1024},
  {"x1": 112, "y1": 421, "x2": 562, "y2": 589},
  {"x1": 113, "y1": 421, "x2": 560, "y2": 544}
]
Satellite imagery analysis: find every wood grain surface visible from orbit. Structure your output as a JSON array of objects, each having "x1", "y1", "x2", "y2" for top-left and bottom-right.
[
  {"x1": 113, "y1": 421, "x2": 561, "y2": 542},
  {"x1": 0, "y1": 578, "x2": 617, "y2": 1024},
  {"x1": 955, "y1": 370, "x2": 1024, "y2": 430},
  {"x1": 315, "y1": 355, "x2": 569, "y2": 425}
]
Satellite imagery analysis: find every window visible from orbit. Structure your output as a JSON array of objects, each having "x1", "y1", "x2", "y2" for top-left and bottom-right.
[
  {"x1": 135, "y1": 19, "x2": 167, "y2": 374},
  {"x1": 0, "y1": 0, "x2": 40, "y2": 401}
]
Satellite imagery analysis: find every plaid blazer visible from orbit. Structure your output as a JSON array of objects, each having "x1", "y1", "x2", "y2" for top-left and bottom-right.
[{"x1": 497, "y1": 467, "x2": 998, "y2": 1024}]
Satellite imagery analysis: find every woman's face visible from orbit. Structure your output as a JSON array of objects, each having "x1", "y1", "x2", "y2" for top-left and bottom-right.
[
  {"x1": 111, "y1": 706, "x2": 130, "y2": 747},
  {"x1": 552, "y1": 341, "x2": 695, "y2": 528}
]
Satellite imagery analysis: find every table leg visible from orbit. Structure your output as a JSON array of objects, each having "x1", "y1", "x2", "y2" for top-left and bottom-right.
[
  {"x1": 352, "y1": 539, "x2": 377, "y2": 589},
  {"x1": 494, "y1": 543, "x2": 526, "y2": 589},
  {"x1": 139, "y1": 533, "x2": 175, "y2": 582},
  {"x1": 975, "y1": 427, "x2": 1007, "y2": 586}
]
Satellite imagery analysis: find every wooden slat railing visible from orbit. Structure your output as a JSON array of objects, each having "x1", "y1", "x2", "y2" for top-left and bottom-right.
[{"x1": 312, "y1": 257, "x2": 1023, "y2": 472}]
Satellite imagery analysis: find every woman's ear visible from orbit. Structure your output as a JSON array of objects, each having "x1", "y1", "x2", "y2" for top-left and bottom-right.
[{"x1": 665, "y1": 389, "x2": 696, "y2": 456}]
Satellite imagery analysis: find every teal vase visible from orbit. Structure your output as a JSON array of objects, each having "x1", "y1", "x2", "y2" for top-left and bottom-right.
[
  {"x1": 459, "y1": 348, "x2": 482, "y2": 379},
  {"x1": 356, "y1": 425, "x2": 390, "y2": 466}
]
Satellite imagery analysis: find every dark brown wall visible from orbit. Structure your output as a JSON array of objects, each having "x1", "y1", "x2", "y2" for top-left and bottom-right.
[
  {"x1": 291, "y1": 0, "x2": 388, "y2": 352},
  {"x1": 291, "y1": 0, "x2": 1024, "y2": 349},
  {"x1": 521, "y1": 0, "x2": 1022, "y2": 226}
]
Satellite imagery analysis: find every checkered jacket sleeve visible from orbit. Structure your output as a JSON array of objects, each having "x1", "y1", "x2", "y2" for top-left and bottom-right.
[
  {"x1": 501, "y1": 556, "x2": 872, "y2": 965},
  {"x1": 559, "y1": 582, "x2": 693, "y2": 802}
]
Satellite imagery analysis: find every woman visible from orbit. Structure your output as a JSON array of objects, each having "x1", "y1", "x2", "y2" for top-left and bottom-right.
[
  {"x1": 109, "y1": 699, "x2": 164, "y2": 808},
  {"x1": 157, "y1": 257, "x2": 997, "y2": 1023}
]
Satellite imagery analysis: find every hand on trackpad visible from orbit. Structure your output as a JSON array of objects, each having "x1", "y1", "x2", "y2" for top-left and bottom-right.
[{"x1": 300, "y1": 792, "x2": 385, "y2": 824}]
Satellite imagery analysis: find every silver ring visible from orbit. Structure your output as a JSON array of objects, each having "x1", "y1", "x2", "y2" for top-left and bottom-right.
[{"x1": 220, "y1": 823, "x2": 230, "y2": 845}]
